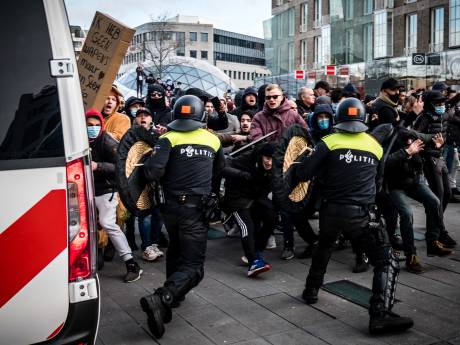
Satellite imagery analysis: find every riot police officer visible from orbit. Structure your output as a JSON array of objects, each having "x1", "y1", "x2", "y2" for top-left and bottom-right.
[
  {"x1": 286, "y1": 98, "x2": 414, "y2": 334},
  {"x1": 139, "y1": 95, "x2": 225, "y2": 339}
]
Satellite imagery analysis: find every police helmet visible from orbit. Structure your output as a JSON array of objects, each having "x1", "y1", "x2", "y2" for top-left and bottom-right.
[
  {"x1": 168, "y1": 95, "x2": 206, "y2": 132},
  {"x1": 334, "y1": 98, "x2": 368, "y2": 133}
]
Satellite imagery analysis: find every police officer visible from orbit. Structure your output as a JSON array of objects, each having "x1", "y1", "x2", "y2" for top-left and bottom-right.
[
  {"x1": 286, "y1": 98, "x2": 414, "y2": 334},
  {"x1": 139, "y1": 95, "x2": 225, "y2": 338}
]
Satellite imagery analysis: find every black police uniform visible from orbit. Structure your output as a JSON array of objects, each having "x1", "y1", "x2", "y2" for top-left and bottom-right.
[
  {"x1": 146, "y1": 128, "x2": 224, "y2": 286},
  {"x1": 140, "y1": 95, "x2": 225, "y2": 339},
  {"x1": 287, "y1": 98, "x2": 413, "y2": 334}
]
